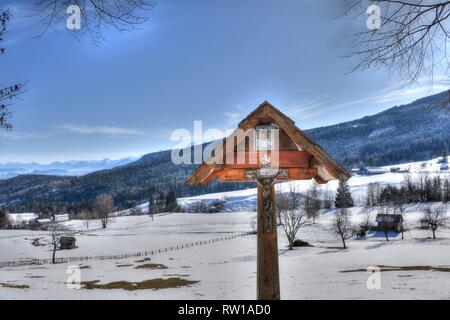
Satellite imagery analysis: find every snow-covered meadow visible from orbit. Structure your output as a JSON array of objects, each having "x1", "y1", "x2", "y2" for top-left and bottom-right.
[{"x1": 1, "y1": 157, "x2": 450, "y2": 299}]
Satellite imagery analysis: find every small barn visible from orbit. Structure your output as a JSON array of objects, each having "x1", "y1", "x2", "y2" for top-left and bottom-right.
[
  {"x1": 440, "y1": 163, "x2": 449, "y2": 171},
  {"x1": 59, "y1": 236, "x2": 76, "y2": 250},
  {"x1": 420, "y1": 218, "x2": 430, "y2": 229},
  {"x1": 376, "y1": 214, "x2": 403, "y2": 232}
]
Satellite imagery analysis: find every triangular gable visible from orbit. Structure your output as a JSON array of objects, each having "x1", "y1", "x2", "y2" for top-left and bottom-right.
[{"x1": 188, "y1": 101, "x2": 351, "y2": 185}]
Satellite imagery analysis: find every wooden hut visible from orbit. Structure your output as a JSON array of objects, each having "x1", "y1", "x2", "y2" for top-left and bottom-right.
[
  {"x1": 59, "y1": 236, "x2": 77, "y2": 250},
  {"x1": 376, "y1": 214, "x2": 403, "y2": 232}
]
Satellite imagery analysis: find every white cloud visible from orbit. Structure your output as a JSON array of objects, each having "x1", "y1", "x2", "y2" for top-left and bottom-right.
[
  {"x1": 326, "y1": 78, "x2": 449, "y2": 112},
  {"x1": 0, "y1": 131, "x2": 51, "y2": 141},
  {"x1": 284, "y1": 96, "x2": 324, "y2": 119},
  {"x1": 374, "y1": 85, "x2": 449, "y2": 104},
  {"x1": 224, "y1": 112, "x2": 241, "y2": 125},
  {"x1": 61, "y1": 124, "x2": 146, "y2": 137}
]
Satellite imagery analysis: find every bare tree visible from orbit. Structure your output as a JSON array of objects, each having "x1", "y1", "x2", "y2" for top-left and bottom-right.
[
  {"x1": 249, "y1": 219, "x2": 257, "y2": 234},
  {"x1": 276, "y1": 184, "x2": 309, "y2": 250},
  {"x1": 423, "y1": 205, "x2": 448, "y2": 239},
  {"x1": 93, "y1": 194, "x2": 114, "y2": 228},
  {"x1": 148, "y1": 207, "x2": 154, "y2": 221},
  {"x1": 360, "y1": 210, "x2": 373, "y2": 233},
  {"x1": 48, "y1": 221, "x2": 67, "y2": 264},
  {"x1": 1, "y1": 9, "x2": 24, "y2": 130},
  {"x1": 80, "y1": 210, "x2": 94, "y2": 230},
  {"x1": 345, "y1": 0, "x2": 450, "y2": 85},
  {"x1": 393, "y1": 199, "x2": 408, "y2": 239},
  {"x1": 305, "y1": 184, "x2": 321, "y2": 224},
  {"x1": 33, "y1": 0, "x2": 156, "y2": 44},
  {"x1": 321, "y1": 187, "x2": 335, "y2": 209},
  {"x1": 3, "y1": 1, "x2": 155, "y2": 128},
  {"x1": 333, "y1": 208, "x2": 355, "y2": 249},
  {"x1": 148, "y1": 194, "x2": 155, "y2": 221}
]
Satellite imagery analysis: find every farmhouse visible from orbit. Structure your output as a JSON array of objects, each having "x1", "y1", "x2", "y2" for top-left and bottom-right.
[
  {"x1": 8, "y1": 213, "x2": 38, "y2": 228},
  {"x1": 351, "y1": 166, "x2": 388, "y2": 176},
  {"x1": 376, "y1": 214, "x2": 403, "y2": 232},
  {"x1": 53, "y1": 214, "x2": 70, "y2": 222},
  {"x1": 390, "y1": 167, "x2": 410, "y2": 173},
  {"x1": 36, "y1": 214, "x2": 70, "y2": 226}
]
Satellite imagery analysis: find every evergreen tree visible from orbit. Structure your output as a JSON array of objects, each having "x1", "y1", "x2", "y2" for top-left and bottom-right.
[
  {"x1": 335, "y1": 180, "x2": 354, "y2": 208},
  {"x1": 148, "y1": 194, "x2": 154, "y2": 213},
  {"x1": 148, "y1": 194, "x2": 155, "y2": 220},
  {"x1": 442, "y1": 150, "x2": 448, "y2": 164},
  {"x1": 430, "y1": 176, "x2": 442, "y2": 202},
  {"x1": 0, "y1": 208, "x2": 9, "y2": 229},
  {"x1": 443, "y1": 179, "x2": 450, "y2": 203},
  {"x1": 165, "y1": 190, "x2": 177, "y2": 212},
  {"x1": 305, "y1": 184, "x2": 321, "y2": 223}
]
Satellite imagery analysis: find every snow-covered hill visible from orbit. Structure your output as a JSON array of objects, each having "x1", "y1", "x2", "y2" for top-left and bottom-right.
[{"x1": 122, "y1": 156, "x2": 448, "y2": 213}]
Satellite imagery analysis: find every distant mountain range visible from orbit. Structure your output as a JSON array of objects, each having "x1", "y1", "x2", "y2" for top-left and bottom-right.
[
  {"x1": 0, "y1": 158, "x2": 137, "y2": 180},
  {"x1": 0, "y1": 90, "x2": 449, "y2": 213}
]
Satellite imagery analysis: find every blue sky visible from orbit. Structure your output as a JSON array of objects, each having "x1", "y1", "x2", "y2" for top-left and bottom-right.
[{"x1": 0, "y1": 0, "x2": 448, "y2": 163}]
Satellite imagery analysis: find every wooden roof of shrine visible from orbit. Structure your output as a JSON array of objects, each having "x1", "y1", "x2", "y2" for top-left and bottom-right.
[{"x1": 188, "y1": 101, "x2": 351, "y2": 185}]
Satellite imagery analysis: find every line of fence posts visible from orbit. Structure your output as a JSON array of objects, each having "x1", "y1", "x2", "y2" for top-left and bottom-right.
[{"x1": 0, "y1": 232, "x2": 253, "y2": 268}]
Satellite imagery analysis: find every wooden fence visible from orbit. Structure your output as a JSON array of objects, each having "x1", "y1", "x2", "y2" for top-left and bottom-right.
[{"x1": 0, "y1": 231, "x2": 254, "y2": 269}]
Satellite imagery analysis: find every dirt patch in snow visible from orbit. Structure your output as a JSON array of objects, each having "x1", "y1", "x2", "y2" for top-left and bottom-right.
[
  {"x1": 135, "y1": 263, "x2": 168, "y2": 270},
  {"x1": 135, "y1": 258, "x2": 151, "y2": 263},
  {"x1": 31, "y1": 238, "x2": 46, "y2": 247},
  {"x1": 0, "y1": 283, "x2": 30, "y2": 289},
  {"x1": 81, "y1": 278, "x2": 199, "y2": 291},
  {"x1": 341, "y1": 265, "x2": 450, "y2": 273}
]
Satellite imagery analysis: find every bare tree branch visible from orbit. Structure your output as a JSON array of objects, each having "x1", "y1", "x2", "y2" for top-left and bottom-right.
[
  {"x1": 93, "y1": 194, "x2": 115, "y2": 228},
  {"x1": 1, "y1": 9, "x2": 25, "y2": 130},
  {"x1": 276, "y1": 183, "x2": 309, "y2": 250},
  {"x1": 32, "y1": 0, "x2": 156, "y2": 45},
  {"x1": 423, "y1": 204, "x2": 448, "y2": 238},
  {"x1": 345, "y1": 0, "x2": 450, "y2": 86}
]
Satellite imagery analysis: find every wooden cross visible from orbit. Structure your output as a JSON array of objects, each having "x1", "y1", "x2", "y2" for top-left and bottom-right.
[{"x1": 188, "y1": 101, "x2": 350, "y2": 300}]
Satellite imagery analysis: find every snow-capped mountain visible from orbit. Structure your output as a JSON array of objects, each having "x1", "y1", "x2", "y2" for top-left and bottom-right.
[{"x1": 0, "y1": 157, "x2": 137, "y2": 179}]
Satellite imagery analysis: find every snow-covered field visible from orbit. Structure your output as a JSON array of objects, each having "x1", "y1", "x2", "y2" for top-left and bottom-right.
[
  {"x1": 1, "y1": 206, "x2": 450, "y2": 299},
  {"x1": 1, "y1": 157, "x2": 450, "y2": 299}
]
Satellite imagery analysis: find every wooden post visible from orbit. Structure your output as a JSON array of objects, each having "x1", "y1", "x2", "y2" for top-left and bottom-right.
[{"x1": 256, "y1": 177, "x2": 280, "y2": 300}]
